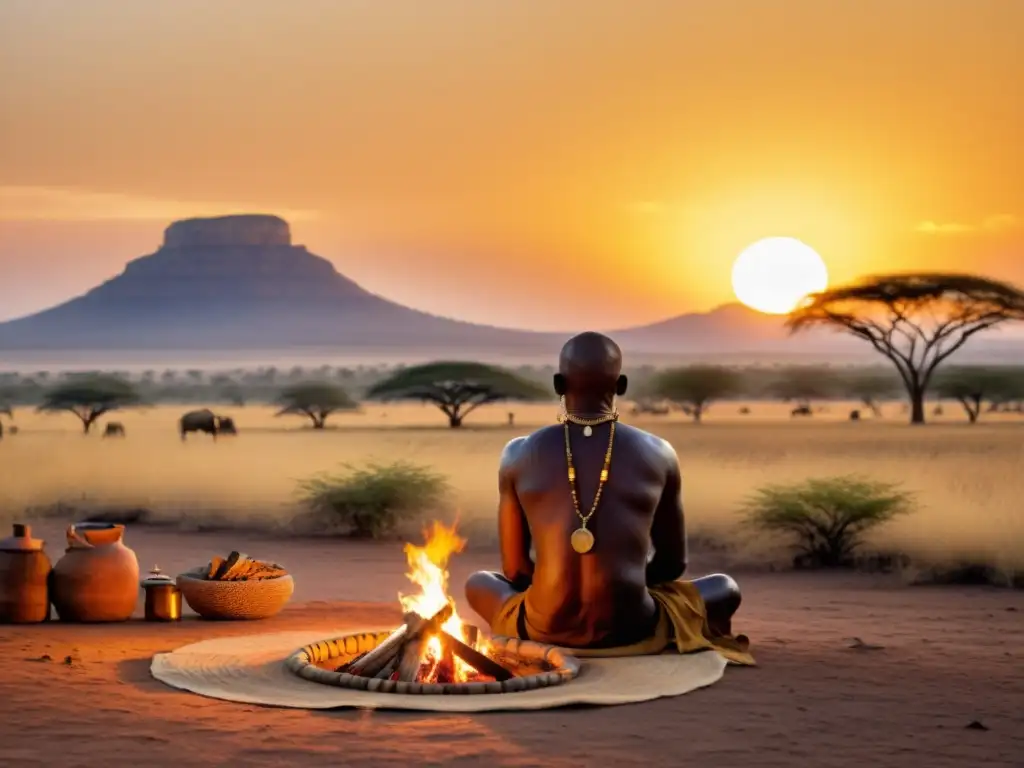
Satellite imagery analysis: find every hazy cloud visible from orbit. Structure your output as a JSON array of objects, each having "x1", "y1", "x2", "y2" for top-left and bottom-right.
[
  {"x1": 0, "y1": 186, "x2": 320, "y2": 223},
  {"x1": 915, "y1": 214, "x2": 1019, "y2": 235}
]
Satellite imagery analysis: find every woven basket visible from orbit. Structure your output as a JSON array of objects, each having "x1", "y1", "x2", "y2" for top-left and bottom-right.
[{"x1": 177, "y1": 567, "x2": 294, "y2": 620}]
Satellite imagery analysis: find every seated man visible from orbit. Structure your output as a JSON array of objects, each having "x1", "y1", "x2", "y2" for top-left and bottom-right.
[{"x1": 465, "y1": 332, "x2": 749, "y2": 660}]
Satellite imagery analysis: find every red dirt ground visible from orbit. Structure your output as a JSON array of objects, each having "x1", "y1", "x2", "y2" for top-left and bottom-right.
[{"x1": 1, "y1": 526, "x2": 1021, "y2": 767}]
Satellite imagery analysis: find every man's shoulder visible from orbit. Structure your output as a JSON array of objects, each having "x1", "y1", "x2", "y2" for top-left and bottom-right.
[
  {"x1": 615, "y1": 422, "x2": 679, "y2": 472},
  {"x1": 499, "y1": 426, "x2": 561, "y2": 470},
  {"x1": 616, "y1": 422, "x2": 677, "y2": 455}
]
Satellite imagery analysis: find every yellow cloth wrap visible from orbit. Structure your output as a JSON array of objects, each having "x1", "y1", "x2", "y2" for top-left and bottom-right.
[{"x1": 490, "y1": 580, "x2": 755, "y2": 666}]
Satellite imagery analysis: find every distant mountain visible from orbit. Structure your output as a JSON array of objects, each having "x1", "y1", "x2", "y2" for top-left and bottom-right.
[
  {"x1": 0, "y1": 214, "x2": 566, "y2": 354},
  {"x1": 0, "y1": 214, "x2": 1017, "y2": 363}
]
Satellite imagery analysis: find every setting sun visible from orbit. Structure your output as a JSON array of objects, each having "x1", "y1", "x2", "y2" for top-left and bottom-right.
[{"x1": 731, "y1": 237, "x2": 829, "y2": 315}]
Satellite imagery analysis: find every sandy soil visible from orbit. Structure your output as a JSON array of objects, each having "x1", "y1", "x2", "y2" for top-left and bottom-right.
[{"x1": 2, "y1": 526, "x2": 1021, "y2": 768}]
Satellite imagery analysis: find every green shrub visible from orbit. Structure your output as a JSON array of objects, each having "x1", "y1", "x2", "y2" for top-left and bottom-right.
[
  {"x1": 741, "y1": 475, "x2": 915, "y2": 568},
  {"x1": 298, "y1": 461, "x2": 450, "y2": 539}
]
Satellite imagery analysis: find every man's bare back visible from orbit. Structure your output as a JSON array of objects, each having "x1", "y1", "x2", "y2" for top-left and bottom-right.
[
  {"x1": 464, "y1": 331, "x2": 741, "y2": 649},
  {"x1": 496, "y1": 420, "x2": 685, "y2": 646}
]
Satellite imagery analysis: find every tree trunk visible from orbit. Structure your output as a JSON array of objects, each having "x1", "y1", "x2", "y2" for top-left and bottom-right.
[
  {"x1": 692, "y1": 406, "x2": 703, "y2": 424},
  {"x1": 908, "y1": 388, "x2": 926, "y2": 425},
  {"x1": 448, "y1": 414, "x2": 463, "y2": 428}
]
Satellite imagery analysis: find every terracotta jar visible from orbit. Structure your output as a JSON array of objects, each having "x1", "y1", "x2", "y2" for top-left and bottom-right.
[
  {"x1": 0, "y1": 524, "x2": 52, "y2": 624},
  {"x1": 50, "y1": 522, "x2": 140, "y2": 622}
]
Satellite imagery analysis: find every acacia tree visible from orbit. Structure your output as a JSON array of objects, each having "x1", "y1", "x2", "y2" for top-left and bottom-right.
[
  {"x1": 365, "y1": 361, "x2": 549, "y2": 428},
  {"x1": 649, "y1": 366, "x2": 743, "y2": 423},
  {"x1": 787, "y1": 273, "x2": 1024, "y2": 424},
  {"x1": 37, "y1": 375, "x2": 144, "y2": 434},
  {"x1": 766, "y1": 366, "x2": 838, "y2": 411},
  {"x1": 841, "y1": 370, "x2": 902, "y2": 417},
  {"x1": 275, "y1": 381, "x2": 359, "y2": 429},
  {"x1": 932, "y1": 366, "x2": 1024, "y2": 423}
]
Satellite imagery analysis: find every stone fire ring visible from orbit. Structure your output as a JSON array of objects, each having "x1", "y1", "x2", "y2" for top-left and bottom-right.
[{"x1": 285, "y1": 630, "x2": 581, "y2": 694}]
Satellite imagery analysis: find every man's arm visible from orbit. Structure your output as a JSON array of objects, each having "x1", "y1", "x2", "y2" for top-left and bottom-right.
[
  {"x1": 498, "y1": 438, "x2": 534, "y2": 590},
  {"x1": 646, "y1": 443, "x2": 688, "y2": 586}
]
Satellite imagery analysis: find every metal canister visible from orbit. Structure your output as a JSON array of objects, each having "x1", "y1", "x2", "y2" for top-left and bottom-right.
[{"x1": 141, "y1": 566, "x2": 181, "y2": 621}]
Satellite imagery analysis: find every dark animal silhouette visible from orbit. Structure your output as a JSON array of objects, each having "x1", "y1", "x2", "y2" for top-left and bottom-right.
[
  {"x1": 103, "y1": 422, "x2": 126, "y2": 438},
  {"x1": 849, "y1": 410, "x2": 861, "y2": 421},
  {"x1": 791, "y1": 405, "x2": 813, "y2": 417},
  {"x1": 631, "y1": 400, "x2": 671, "y2": 416},
  {"x1": 180, "y1": 409, "x2": 236, "y2": 440}
]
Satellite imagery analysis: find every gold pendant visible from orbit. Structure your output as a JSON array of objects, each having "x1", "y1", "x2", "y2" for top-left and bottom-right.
[
  {"x1": 571, "y1": 527, "x2": 595, "y2": 554},
  {"x1": 583, "y1": 425, "x2": 593, "y2": 437}
]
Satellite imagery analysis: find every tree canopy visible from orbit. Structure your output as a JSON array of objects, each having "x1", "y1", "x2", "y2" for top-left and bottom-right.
[
  {"x1": 275, "y1": 381, "x2": 359, "y2": 429},
  {"x1": 648, "y1": 365, "x2": 742, "y2": 423},
  {"x1": 765, "y1": 366, "x2": 838, "y2": 407},
  {"x1": 37, "y1": 375, "x2": 144, "y2": 433},
  {"x1": 932, "y1": 366, "x2": 1024, "y2": 423},
  {"x1": 365, "y1": 361, "x2": 550, "y2": 427},
  {"x1": 787, "y1": 272, "x2": 1024, "y2": 423}
]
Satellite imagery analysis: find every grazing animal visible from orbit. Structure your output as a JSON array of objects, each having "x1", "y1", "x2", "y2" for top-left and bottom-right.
[
  {"x1": 180, "y1": 408, "x2": 218, "y2": 440},
  {"x1": 791, "y1": 405, "x2": 813, "y2": 417},
  {"x1": 849, "y1": 410, "x2": 861, "y2": 421},
  {"x1": 103, "y1": 422, "x2": 126, "y2": 438},
  {"x1": 180, "y1": 409, "x2": 236, "y2": 440}
]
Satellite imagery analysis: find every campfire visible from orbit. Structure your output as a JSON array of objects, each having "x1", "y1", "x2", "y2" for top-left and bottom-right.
[
  {"x1": 284, "y1": 520, "x2": 581, "y2": 694},
  {"x1": 335, "y1": 521, "x2": 518, "y2": 685}
]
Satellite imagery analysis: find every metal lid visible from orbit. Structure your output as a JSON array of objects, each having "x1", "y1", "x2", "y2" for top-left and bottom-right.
[
  {"x1": 141, "y1": 566, "x2": 176, "y2": 587},
  {"x1": 0, "y1": 523, "x2": 44, "y2": 552}
]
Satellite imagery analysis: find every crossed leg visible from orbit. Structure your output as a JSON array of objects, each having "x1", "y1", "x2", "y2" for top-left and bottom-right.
[
  {"x1": 463, "y1": 571, "x2": 742, "y2": 636},
  {"x1": 464, "y1": 571, "x2": 521, "y2": 629}
]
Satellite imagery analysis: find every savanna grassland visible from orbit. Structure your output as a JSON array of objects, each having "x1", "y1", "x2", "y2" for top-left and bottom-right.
[{"x1": 2, "y1": 400, "x2": 1022, "y2": 578}]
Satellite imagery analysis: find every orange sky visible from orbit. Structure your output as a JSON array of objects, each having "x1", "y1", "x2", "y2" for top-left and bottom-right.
[{"x1": 1, "y1": 0, "x2": 1021, "y2": 331}]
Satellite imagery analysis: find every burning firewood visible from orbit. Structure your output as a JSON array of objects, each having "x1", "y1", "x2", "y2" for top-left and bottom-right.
[
  {"x1": 341, "y1": 604, "x2": 454, "y2": 677},
  {"x1": 396, "y1": 637, "x2": 425, "y2": 683},
  {"x1": 438, "y1": 628, "x2": 516, "y2": 682},
  {"x1": 373, "y1": 655, "x2": 400, "y2": 680}
]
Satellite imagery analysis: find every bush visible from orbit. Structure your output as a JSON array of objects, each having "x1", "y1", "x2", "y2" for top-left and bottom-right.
[
  {"x1": 298, "y1": 461, "x2": 450, "y2": 539},
  {"x1": 741, "y1": 475, "x2": 915, "y2": 568}
]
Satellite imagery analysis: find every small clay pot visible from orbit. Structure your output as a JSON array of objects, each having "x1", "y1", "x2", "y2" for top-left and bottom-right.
[
  {"x1": 50, "y1": 523, "x2": 140, "y2": 622},
  {"x1": 0, "y1": 524, "x2": 52, "y2": 624}
]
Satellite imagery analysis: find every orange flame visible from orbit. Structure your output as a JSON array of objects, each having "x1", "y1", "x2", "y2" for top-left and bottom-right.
[{"x1": 397, "y1": 520, "x2": 490, "y2": 683}]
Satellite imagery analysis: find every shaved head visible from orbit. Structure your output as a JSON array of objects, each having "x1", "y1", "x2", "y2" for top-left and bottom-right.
[{"x1": 556, "y1": 332, "x2": 625, "y2": 399}]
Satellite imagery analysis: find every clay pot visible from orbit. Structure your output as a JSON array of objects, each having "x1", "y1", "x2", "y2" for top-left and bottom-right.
[
  {"x1": 0, "y1": 524, "x2": 52, "y2": 624},
  {"x1": 50, "y1": 523, "x2": 140, "y2": 622}
]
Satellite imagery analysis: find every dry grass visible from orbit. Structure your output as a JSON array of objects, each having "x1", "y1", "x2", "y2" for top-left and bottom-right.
[{"x1": 1, "y1": 401, "x2": 1022, "y2": 578}]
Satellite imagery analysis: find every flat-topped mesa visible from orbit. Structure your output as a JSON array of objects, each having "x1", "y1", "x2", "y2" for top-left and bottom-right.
[{"x1": 162, "y1": 214, "x2": 292, "y2": 249}]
